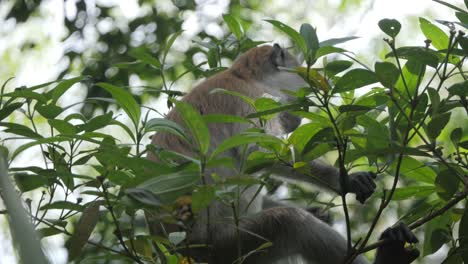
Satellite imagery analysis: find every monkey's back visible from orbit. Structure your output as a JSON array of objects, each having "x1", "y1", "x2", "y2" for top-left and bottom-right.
[{"x1": 148, "y1": 46, "x2": 278, "y2": 161}]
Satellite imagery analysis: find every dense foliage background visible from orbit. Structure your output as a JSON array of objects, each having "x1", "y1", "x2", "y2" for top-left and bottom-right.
[{"x1": 0, "y1": 0, "x2": 467, "y2": 263}]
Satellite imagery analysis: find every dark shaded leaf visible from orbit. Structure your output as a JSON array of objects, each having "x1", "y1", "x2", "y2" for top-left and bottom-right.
[
  {"x1": 0, "y1": 102, "x2": 23, "y2": 121},
  {"x1": 378, "y1": 19, "x2": 401, "y2": 38},
  {"x1": 14, "y1": 173, "x2": 48, "y2": 192},
  {"x1": 0, "y1": 122, "x2": 43, "y2": 139},
  {"x1": 460, "y1": 208, "x2": 468, "y2": 263},
  {"x1": 447, "y1": 81, "x2": 468, "y2": 97},
  {"x1": 300, "y1": 23, "x2": 319, "y2": 61},
  {"x1": 36, "y1": 104, "x2": 63, "y2": 119},
  {"x1": 40, "y1": 201, "x2": 84, "y2": 212},
  {"x1": 386, "y1": 47, "x2": 440, "y2": 68},
  {"x1": 375, "y1": 61, "x2": 399, "y2": 87},
  {"x1": 48, "y1": 119, "x2": 77, "y2": 135},
  {"x1": 325, "y1": 60, "x2": 353, "y2": 76},
  {"x1": 427, "y1": 112, "x2": 451, "y2": 139},
  {"x1": 338, "y1": 105, "x2": 373, "y2": 113},
  {"x1": 436, "y1": 169, "x2": 459, "y2": 200}
]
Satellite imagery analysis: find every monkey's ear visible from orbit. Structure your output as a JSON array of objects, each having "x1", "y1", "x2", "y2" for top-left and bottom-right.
[{"x1": 270, "y1": 43, "x2": 284, "y2": 68}]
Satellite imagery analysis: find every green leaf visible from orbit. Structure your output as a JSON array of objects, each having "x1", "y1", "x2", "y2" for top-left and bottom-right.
[
  {"x1": 0, "y1": 102, "x2": 23, "y2": 121},
  {"x1": 210, "y1": 88, "x2": 255, "y2": 107},
  {"x1": 460, "y1": 208, "x2": 468, "y2": 263},
  {"x1": 14, "y1": 173, "x2": 48, "y2": 192},
  {"x1": 11, "y1": 136, "x2": 71, "y2": 161},
  {"x1": 339, "y1": 105, "x2": 373, "y2": 113},
  {"x1": 423, "y1": 211, "x2": 452, "y2": 256},
  {"x1": 144, "y1": 118, "x2": 190, "y2": 143},
  {"x1": 38, "y1": 227, "x2": 62, "y2": 238},
  {"x1": 458, "y1": 37, "x2": 468, "y2": 55},
  {"x1": 265, "y1": 20, "x2": 307, "y2": 54},
  {"x1": 395, "y1": 59, "x2": 426, "y2": 97},
  {"x1": 129, "y1": 47, "x2": 161, "y2": 68},
  {"x1": 427, "y1": 112, "x2": 451, "y2": 139},
  {"x1": 173, "y1": 100, "x2": 210, "y2": 155},
  {"x1": 78, "y1": 112, "x2": 114, "y2": 132},
  {"x1": 36, "y1": 103, "x2": 63, "y2": 119},
  {"x1": 246, "y1": 102, "x2": 306, "y2": 119},
  {"x1": 435, "y1": 169, "x2": 459, "y2": 200},
  {"x1": 164, "y1": 31, "x2": 183, "y2": 59},
  {"x1": 300, "y1": 23, "x2": 319, "y2": 61},
  {"x1": 212, "y1": 132, "x2": 283, "y2": 158},
  {"x1": 457, "y1": 11, "x2": 468, "y2": 24},
  {"x1": 302, "y1": 127, "x2": 334, "y2": 155},
  {"x1": 375, "y1": 61, "x2": 399, "y2": 87},
  {"x1": 398, "y1": 157, "x2": 436, "y2": 184},
  {"x1": 386, "y1": 47, "x2": 440, "y2": 68},
  {"x1": 447, "y1": 81, "x2": 468, "y2": 97},
  {"x1": 419, "y1": 18, "x2": 449, "y2": 50},
  {"x1": 223, "y1": 14, "x2": 244, "y2": 40},
  {"x1": 316, "y1": 46, "x2": 347, "y2": 58},
  {"x1": 48, "y1": 119, "x2": 77, "y2": 135},
  {"x1": 450, "y1": 128, "x2": 463, "y2": 147},
  {"x1": 325, "y1": 60, "x2": 353, "y2": 76},
  {"x1": 391, "y1": 186, "x2": 436, "y2": 200},
  {"x1": 96, "y1": 83, "x2": 141, "y2": 128},
  {"x1": 333, "y1": 69, "x2": 378, "y2": 93},
  {"x1": 427, "y1": 87, "x2": 440, "y2": 114},
  {"x1": 41, "y1": 201, "x2": 84, "y2": 212},
  {"x1": 0, "y1": 122, "x2": 43, "y2": 139},
  {"x1": 125, "y1": 188, "x2": 163, "y2": 207},
  {"x1": 49, "y1": 76, "x2": 86, "y2": 103},
  {"x1": 67, "y1": 202, "x2": 100, "y2": 261},
  {"x1": 378, "y1": 19, "x2": 402, "y2": 38},
  {"x1": 134, "y1": 170, "x2": 199, "y2": 204},
  {"x1": 192, "y1": 185, "x2": 216, "y2": 213},
  {"x1": 289, "y1": 122, "x2": 326, "y2": 153},
  {"x1": 4, "y1": 89, "x2": 48, "y2": 103},
  {"x1": 319, "y1": 36, "x2": 358, "y2": 47},
  {"x1": 357, "y1": 115, "x2": 389, "y2": 150}
]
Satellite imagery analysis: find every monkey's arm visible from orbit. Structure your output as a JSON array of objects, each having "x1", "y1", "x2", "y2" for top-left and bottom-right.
[{"x1": 270, "y1": 160, "x2": 377, "y2": 203}]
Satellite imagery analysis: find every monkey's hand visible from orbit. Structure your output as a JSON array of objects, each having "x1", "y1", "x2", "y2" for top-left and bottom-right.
[
  {"x1": 375, "y1": 223, "x2": 419, "y2": 264},
  {"x1": 347, "y1": 171, "x2": 377, "y2": 203},
  {"x1": 278, "y1": 112, "x2": 301, "y2": 134}
]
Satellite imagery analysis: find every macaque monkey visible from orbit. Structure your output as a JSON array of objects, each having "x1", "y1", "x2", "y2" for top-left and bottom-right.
[{"x1": 147, "y1": 44, "x2": 419, "y2": 264}]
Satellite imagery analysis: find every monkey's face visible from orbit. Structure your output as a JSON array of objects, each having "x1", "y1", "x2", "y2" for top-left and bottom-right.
[{"x1": 263, "y1": 44, "x2": 307, "y2": 96}]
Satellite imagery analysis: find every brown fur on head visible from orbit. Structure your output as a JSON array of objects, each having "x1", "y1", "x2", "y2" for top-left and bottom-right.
[{"x1": 230, "y1": 44, "x2": 300, "y2": 80}]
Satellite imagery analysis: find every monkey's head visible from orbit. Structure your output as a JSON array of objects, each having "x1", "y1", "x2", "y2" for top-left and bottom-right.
[{"x1": 230, "y1": 44, "x2": 306, "y2": 98}]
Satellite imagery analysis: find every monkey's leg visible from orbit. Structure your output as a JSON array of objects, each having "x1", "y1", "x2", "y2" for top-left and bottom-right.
[{"x1": 210, "y1": 206, "x2": 369, "y2": 264}]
